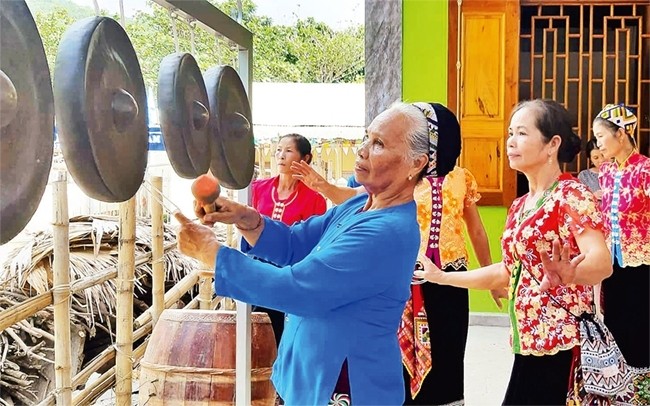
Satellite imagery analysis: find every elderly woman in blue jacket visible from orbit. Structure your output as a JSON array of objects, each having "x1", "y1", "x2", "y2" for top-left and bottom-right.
[{"x1": 175, "y1": 101, "x2": 433, "y2": 405}]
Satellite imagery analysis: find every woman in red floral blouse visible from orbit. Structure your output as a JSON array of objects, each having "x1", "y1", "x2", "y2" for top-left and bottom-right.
[
  {"x1": 415, "y1": 99, "x2": 613, "y2": 405},
  {"x1": 592, "y1": 104, "x2": 650, "y2": 404}
]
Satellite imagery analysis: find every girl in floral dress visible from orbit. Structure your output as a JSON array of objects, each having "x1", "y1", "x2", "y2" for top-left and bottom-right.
[
  {"x1": 592, "y1": 104, "x2": 650, "y2": 405},
  {"x1": 415, "y1": 99, "x2": 613, "y2": 405}
]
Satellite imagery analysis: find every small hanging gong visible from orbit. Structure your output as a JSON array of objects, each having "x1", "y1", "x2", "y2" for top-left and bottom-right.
[
  {"x1": 204, "y1": 65, "x2": 254, "y2": 190},
  {"x1": 54, "y1": 16, "x2": 148, "y2": 202},
  {"x1": 0, "y1": 1, "x2": 54, "y2": 244},
  {"x1": 157, "y1": 53, "x2": 211, "y2": 179}
]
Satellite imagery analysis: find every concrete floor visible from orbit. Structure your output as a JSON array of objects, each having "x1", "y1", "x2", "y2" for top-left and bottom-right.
[{"x1": 464, "y1": 324, "x2": 513, "y2": 406}]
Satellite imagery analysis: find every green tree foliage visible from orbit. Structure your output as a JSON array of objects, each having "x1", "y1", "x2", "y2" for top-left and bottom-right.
[
  {"x1": 33, "y1": 8, "x2": 77, "y2": 76},
  {"x1": 30, "y1": 0, "x2": 364, "y2": 89}
]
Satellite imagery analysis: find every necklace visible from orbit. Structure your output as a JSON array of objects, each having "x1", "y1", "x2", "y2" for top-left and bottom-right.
[{"x1": 518, "y1": 179, "x2": 560, "y2": 225}]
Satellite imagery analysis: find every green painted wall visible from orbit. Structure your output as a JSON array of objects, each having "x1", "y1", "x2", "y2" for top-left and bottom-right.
[
  {"x1": 403, "y1": 1, "x2": 508, "y2": 313},
  {"x1": 402, "y1": 0, "x2": 448, "y2": 103},
  {"x1": 466, "y1": 207, "x2": 508, "y2": 313}
]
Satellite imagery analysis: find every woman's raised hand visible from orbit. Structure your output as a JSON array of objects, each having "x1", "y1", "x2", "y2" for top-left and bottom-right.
[
  {"x1": 538, "y1": 239, "x2": 585, "y2": 291},
  {"x1": 291, "y1": 160, "x2": 328, "y2": 192}
]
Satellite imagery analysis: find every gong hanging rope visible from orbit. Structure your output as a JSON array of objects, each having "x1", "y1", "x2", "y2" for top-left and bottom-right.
[
  {"x1": 189, "y1": 18, "x2": 197, "y2": 56},
  {"x1": 169, "y1": 10, "x2": 180, "y2": 53}
]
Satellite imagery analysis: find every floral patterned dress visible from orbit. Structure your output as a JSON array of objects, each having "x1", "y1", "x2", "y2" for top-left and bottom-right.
[
  {"x1": 500, "y1": 177, "x2": 603, "y2": 404},
  {"x1": 502, "y1": 178, "x2": 601, "y2": 355}
]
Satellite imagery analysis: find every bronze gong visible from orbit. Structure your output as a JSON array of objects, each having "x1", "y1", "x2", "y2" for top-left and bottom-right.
[
  {"x1": 204, "y1": 65, "x2": 254, "y2": 190},
  {"x1": 54, "y1": 17, "x2": 148, "y2": 202},
  {"x1": 157, "y1": 53, "x2": 211, "y2": 178},
  {"x1": 0, "y1": 1, "x2": 54, "y2": 244}
]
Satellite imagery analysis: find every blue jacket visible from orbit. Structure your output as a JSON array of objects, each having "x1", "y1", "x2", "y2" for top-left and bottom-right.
[{"x1": 215, "y1": 194, "x2": 420, "y2": 405}]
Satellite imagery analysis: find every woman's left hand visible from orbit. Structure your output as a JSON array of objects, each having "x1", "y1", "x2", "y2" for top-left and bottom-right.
[
  {"x1": 174, "y1": 211, "x2": 221, "y2": 268},
  {"x1": 538, "y1": 239, "x2": 585, "y2": 291},
  {"x1": 291, "y1": 160, "x2": 328, "y2": 192}
]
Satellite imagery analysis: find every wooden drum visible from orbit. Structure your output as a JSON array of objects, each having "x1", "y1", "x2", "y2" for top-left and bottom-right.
[{"x1": 139, "y1": 309, "x2": 277, "y2": 405}]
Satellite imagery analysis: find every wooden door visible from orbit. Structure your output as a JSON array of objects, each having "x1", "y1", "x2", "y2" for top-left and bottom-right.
[{"x1": 449, "y1": 0, "x2": 520, "y2": 206}]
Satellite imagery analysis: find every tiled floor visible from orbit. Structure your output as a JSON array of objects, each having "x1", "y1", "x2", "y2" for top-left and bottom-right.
[{"x1": 93, "y1": 323, "x2": 514, "y2": 405}]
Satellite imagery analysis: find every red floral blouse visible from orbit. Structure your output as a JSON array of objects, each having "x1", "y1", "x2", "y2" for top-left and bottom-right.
[
  {"x1": 599, "y1": 152, "x2": 650, "y2": 267},
  {"x1": 501, "y1": 178, "x2": 603, "y2": 355}
]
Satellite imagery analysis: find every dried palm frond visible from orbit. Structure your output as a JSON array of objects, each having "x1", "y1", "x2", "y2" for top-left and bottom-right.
[{"x1": 0, "y1": 215, "x2": 200, "y2": 329}]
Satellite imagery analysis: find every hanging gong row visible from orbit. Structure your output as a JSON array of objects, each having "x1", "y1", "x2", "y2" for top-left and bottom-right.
[{"x1": 0, "y1": 1, "x2": 255, "y2": 245}]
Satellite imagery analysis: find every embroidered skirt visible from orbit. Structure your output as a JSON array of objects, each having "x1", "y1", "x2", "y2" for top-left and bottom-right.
[{"x1": 403, "y1": 264, "x2": 469, "y2": 405}]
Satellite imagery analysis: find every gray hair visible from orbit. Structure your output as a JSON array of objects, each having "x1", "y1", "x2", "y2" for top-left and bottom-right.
[{"x1": 388, "y1": 101, "x2": 430, "y2": 163}]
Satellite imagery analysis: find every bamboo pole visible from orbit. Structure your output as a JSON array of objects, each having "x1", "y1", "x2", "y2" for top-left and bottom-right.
[
  {"x1": 115, "y1": 197, "x2": 135, "y2": 406},
  {"x1": 71, "y1": 342, "x2": 148, "y2": 406},
  {"x1": 133, "y1": 269, "x2": 201, "y2": 329},
  {"x1": 150, "y1": 176, "x2": 165, "y2": 327},
  {"x1": 51, "y1": 171, "x2": 72, "y2": 405},
  {"x1": 0, "y1": 244, "x2": 176, "y2": 333},
  {"x1": 0, "y1": 294, "x2": 52, "y2": 333},
  {"x1": 198, "y1": 273, "x2": 213, "y2": 310}
]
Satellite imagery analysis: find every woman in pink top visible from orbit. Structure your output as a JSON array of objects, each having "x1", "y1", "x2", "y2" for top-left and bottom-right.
[
  {"x1": 592, "y1": 104, "x2": 650, "y2": 404},
  {"x1": 250, "y1": 133, "x2": 327, "y2": 346}
]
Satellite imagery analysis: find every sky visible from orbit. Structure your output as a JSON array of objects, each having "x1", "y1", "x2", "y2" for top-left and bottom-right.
[{"x1": 71, "y1": 0, "x2": 364, "y2": 30}]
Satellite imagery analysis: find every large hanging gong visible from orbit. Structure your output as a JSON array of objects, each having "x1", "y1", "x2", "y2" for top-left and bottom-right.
[
  {"x1": 157, "y1": 53, "x2": 211, "y2": 179},
  {"x1": 204, "y1": 65, "x2": 254, "y2": 190},
  {"x1": 54, "y1": 16, "x2": 148, "y2": 202},
  {"x1": 0, "y1": 1, "x2": 54, "y2": 245}
]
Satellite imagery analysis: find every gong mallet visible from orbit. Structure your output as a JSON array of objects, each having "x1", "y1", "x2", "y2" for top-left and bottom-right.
[{"x1": 192, "y1": 173, "x2": 221, "y2": 214}]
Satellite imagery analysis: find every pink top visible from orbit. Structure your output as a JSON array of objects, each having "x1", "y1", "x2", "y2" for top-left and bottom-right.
[
  {"x1": 251, "y1": 176, "x2": 327, "y2": 225},
  {"x1": 599, "y1": 152, "x2": 650, "y2": 267}
]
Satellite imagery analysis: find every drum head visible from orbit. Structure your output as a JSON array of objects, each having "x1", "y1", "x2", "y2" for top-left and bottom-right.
[
  {"x1": 0, "y1": 1, "x2": 54, "y2": 244},
  {"x1": 204, "y1": 65, "x2": 254, "y2": 190},
  {"x1": 54, "y1": 16, "x2": 148, "y2": 202},
  {"x1": 158, "y1": 52, "x2": 211, "y2": 179}
]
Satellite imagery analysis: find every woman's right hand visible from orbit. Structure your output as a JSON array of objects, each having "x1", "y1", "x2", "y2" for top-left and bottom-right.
[
  {"x1": 291, "y1": 160, "x2": 329, "y2": 192},
  {"x1": 194, "y1": 196, "x2": 259, "y2": 229}
]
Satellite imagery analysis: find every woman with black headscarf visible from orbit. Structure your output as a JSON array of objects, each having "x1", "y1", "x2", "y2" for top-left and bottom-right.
[{"x1": 292, "y1": 102, "x2": 495, "y2": 405}]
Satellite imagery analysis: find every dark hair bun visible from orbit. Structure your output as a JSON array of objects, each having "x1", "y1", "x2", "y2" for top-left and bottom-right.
[{"x1": 558, "y1": 131, "x2": 581, "y2": 163}]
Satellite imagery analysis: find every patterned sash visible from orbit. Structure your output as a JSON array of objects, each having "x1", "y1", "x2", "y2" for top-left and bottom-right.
[{"x1": 398, "y1": 176, "x2": 444, "y2": 399}]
